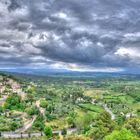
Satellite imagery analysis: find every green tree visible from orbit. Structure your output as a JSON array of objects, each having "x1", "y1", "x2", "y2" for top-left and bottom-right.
[
  {"x1": 25, "y1": 106, "x2": 39, "y2": 116},
  {"x1": 75, "y1": 113, "x2": 92, "y2": 131},
  {"x1": 63, "y1": 87, "x2": 84, "y2": 104},
  {"x1": 26, "y1": 86, "x2": 36, "y2": 104},
  {"x1": 4, "y1": 93, "x2": 24, "y2": 111},
  {"x1": 33, "y1": 113, "x2": 45, "y2": 131},
  {"x1": 89, "y1": 126, "x2": 110, "y2": 140},
  {"x1": 33, "y1": 121, "x2": 45, "y2": 131},
  {"x1": 61, "y1": 128, "x2": 67, "y2": 135},
  {"x1": 67, "y1": 116, "x2": 76, "y2": 128},
  {"x1": 89, "y1": 111, "x2": 116, "y2": 140},
  {"x1": 116, "y1": 114, "x2": 126, "y2": 125},
  {"x1": 40, "y1": 100, "x2": 48, "y2": 108},
  {"x1": 26, "y1": 93, "x2": 34, "y2": 105},
  {"x1": 124, "y1": 118, "x2": 140, "y2": 137},
  {"x1": 44, "y1": 126, "x2": 53, "y2": 138},
  {"x1": 10, "y1": 121, "x2": 18, "y2": 131},
  {"x1": 104, "y1": 128, "x2": 139, "y2": 140},
  {"x1": 0, "y1": 106, "x2": 4, "y2": 113}
]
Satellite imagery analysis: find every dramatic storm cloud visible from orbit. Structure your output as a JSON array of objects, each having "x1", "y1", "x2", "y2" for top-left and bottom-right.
[{"x1": 0, "y1": 0, "x2": 140, "y2": 72}]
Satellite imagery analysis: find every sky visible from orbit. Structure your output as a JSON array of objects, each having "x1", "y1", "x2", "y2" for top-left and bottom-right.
[{"x1": 0, "y1": 0, "x2": 140, "y2": 73}]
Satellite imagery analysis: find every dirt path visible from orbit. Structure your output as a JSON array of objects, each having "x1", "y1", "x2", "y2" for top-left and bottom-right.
[
  {"x1": 16, "y1": 115, "x2": 37, "y2": 132},
  {"x1": 35, "y1": 100, "x2": 45, "y2": 114},
  {"x1": 0, "y1": 95, "x2": 8, "y2": 105}
]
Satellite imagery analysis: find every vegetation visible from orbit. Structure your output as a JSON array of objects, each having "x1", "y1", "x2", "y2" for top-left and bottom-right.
[
  {"x1": 44, "y1": 126, "x2": 53, "y2": 138},
  {"x1": 40, "y1": 99, "x2": 48, "y2": 108},
  {"x1": 4, "y1": 93, "x2": 24, "y2": 111},
  {"x1": 0, "y1": 73, "x2": 140, "y2": 139},
  {"x1": 104, "y1": 128, "x2": 140, "y2": 140}
]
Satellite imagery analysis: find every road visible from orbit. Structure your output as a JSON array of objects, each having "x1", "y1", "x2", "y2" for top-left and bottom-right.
[
  {"x1": 102, "y1": 104, "x2": 115, "y2": 120},
  {"x1": 0, "y1": 128, "x2": 77, "y2": 138},
  {"x1": 1, "y1": 132, "x2": 42, "y2": 139},
  {"x1": 91, "y1": 99, "x2": 115, "y2": 120}
]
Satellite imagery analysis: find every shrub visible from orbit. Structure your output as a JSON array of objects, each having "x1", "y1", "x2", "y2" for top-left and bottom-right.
[
  {"x1": 25, "y1": 106, "x2": 39, "y2": 116},
  {"x1": 40, "y1": 100, "x2": 48, "y2": 108},
  {"x1": 61, "y1": 128, "x2": 67, "y2": 135},
  {"x1": 10, "y1": 121, "x2": 18, "y2": 131},
  {"x1": 104, "y1": 128, "x2": 139, "y2": 140},
  {"x1": 33, "y1": 114, "x2": 45, "y2": 131},
  {"x1": 44, "y1": 126, "x2": 53, "y2": 138},
  {"x1": 67, "y1": 117, "x2": 75, "y2": 128},
  {"x1": 4, "y1": 93, "x2": 24, "y2": 111}
]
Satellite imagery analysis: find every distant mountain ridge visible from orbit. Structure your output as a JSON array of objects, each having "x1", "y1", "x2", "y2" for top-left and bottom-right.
[{"x1": 0, "y1": 68, "x2": 140, "y2": 78}]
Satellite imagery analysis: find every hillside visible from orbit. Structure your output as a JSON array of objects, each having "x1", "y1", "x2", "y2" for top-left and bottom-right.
[{"x1": 0, "y1": 73, "x2": 140, "y2": 139}]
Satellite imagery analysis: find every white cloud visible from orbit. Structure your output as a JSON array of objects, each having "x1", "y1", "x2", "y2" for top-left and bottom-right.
[
  {"x1": 115, "y1": 47, "x2": 140, "y2": 60},
  {"x1": 123, "y1": 32, "x2": 140, "y2": 41}
]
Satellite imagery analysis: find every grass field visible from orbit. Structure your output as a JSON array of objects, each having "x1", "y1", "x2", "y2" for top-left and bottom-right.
[
  {"x1": 129, "y1": 102, "x2": 140, "y2": 110},
  {"x1": 84, "y1": 89, "x2": 106, "y2": 98},
  {"x1": 46, "y1": 118, "x2": 68, "y2": 130},
  {"x1": 78, "y1": 103, "x2": 104, "y2": 113}
]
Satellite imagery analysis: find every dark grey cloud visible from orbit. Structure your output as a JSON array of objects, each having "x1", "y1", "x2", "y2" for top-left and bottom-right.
[
  {"x1": 0, "y1": 0, "x2": 140, "y2": 72},
  {"x1": 8, "y1": 0, "x2": 21, "y2": 12}
]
